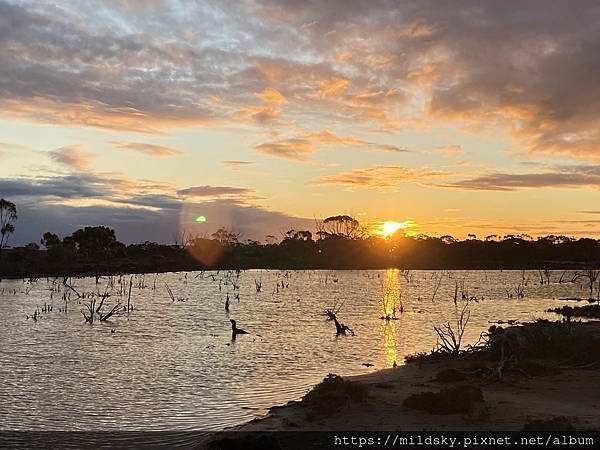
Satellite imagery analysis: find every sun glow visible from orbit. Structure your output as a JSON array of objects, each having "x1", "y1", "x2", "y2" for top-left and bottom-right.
[
  {"x1": 376, "y1": 220, "x2": 418, "y2": 238},
  {"x1": 380, "y1": 221, "x2": 406, "y2": 238}
]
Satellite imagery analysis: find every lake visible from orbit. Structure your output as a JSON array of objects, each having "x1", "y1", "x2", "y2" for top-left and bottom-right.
[{"x1": 0, "y1": 269, "x2": 590, "y2": 431}]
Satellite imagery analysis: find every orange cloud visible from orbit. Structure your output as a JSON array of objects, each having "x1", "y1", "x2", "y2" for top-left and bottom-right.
[
  {"x1": 110, "y1": 141, "x2": 184, "y2": 156},
  {"x1": 177, "y1": 185, "x2": 256, "y2": 200},
  {"x1": 437, "y1": 167, "x2": 600, "y2": 191},
  {"x1": 255, "y1": 138, "x2": 315, "y2": 161},
  {"x1": 222, "y1": 160, "x2": 254, "y2": 169},
  {"x1": 234, "y1": 106, "x2": 282, "y2": 124},
  {"x1": 255, "y1": 88, "x2": 288, "y2": 105},
  {"x1": 1, "y1": 98, "x2": 218, "y2": 134},
  {"x1": 314, "y1": 166, "x2": 448, "y2": 188},
  {"x1": 255, "y1": 129, "x2": 405, "y2": 161},
  {"x1": 435, "y1": 145, "x2": 464, "y2": 156},
  {"x1": 335, "y1": 51, "x2": 352, "y2": 62},
  {"x1": 0, "y1": 142, "x2": 30, "y2": 152},
  {"x1": 317, "y1": 77, "x2": 349, "y2": 98},
  {"x1": 309, "y1": 129, "x2": 405, "y2": 152},
  {"x1": 3, "y1": 0, "x2": 599, "y2": 165},
  {"x1": 49, "y1": 145, "x2": 95, "y2": 170}
]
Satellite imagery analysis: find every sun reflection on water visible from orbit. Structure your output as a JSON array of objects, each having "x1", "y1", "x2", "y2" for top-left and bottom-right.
[
  {"x1": 381, "y1": 321, "x2": 398, "y2": 366},
  {"x1": 379, "y1": 269, "x2": 401, "y2": 366}
]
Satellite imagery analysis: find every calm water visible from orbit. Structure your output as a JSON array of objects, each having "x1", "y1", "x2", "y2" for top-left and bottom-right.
[{"x1": 0, "y1": 269, "x2": 591, "y2": 431}]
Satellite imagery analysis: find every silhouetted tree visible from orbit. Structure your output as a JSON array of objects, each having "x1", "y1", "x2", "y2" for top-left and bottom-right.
[
  {"x1": 41, "y1": 232, "x2": 72, "y2": 261},
  {"x1": 0, "y1": 198, "x2": 17, "y2": 259},
  {"x1": 321, "y1": 215, "x2": 363, "y2": 239},
  {"x1": 41, "y1": 232, "x2": 60, "y2": 248},
  {"x1": 211, "y1": 227, "x2": 240, "y2": 245},
  {"x1": 284, "y1": 229, "x2": 313, "y2": 242},
  {"x1": 71, "y1": 226, "x2": 119, "y2": 258}
]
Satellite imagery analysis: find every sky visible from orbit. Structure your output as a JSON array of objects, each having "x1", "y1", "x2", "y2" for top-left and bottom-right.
[{"x1": 2, "y1": 0, "x2": 600, "y2": 245}]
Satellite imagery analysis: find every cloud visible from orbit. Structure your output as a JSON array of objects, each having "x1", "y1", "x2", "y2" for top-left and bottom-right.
[
  {"x1": 49, "y1": 145, "x2": 96, "y2": 170},
  {"x1": 1, "y1": 0, "x2": 599, "y2": 161},
  {"x1": 255, "y1": 88, "x2": 287, "y2": 105},
  {"x1": 314, "y1": 165, "x2": 448, "y2": 188},
  {"x1": 309, "y1": 130, "x2": 405, "y2": 152},
  {"x1": 0, "y1": 2, "x2": 234, "y2": 132},
  {"x1": 12, "y1": 198, "x2": 313, "y2": 246},
  {"x1": 177, "y1": 185, "x2": 256, "y2": 199},
  {"x1": 0, "y1": 172, "x2": 310, "y2": 245},
  {"x1": 234, "y1": 105, "x2": 282, "y2": 124},
  {"x1": 251, "y1": 0, "x2": 600, "y2": 159},
  {"x1": 255, "y1": 129, "x2": 405, "y2": 161},
  {"x1": 256, "y1": 138, "x2": 316, "y2": 161},
  {"x1": 110, "y1": 141, "x2": 184, "y2": 156},
  {"x1": 222, "y1": 160, "x2": 254, "y2": 169},
  {"x1": 317, "y1": 77, "x2": 349, "y2": 98},
  {"x1": 0, "y1": 142, "x2": 30, "y2": 152},
  {"x1": 0, "y1": 173, "x2": 112, "y2": 199},
  {"x1": 439, "y1": 165, "x2": 600, "y2": 191},
  {"x1": 435, "y1": 145, "x2": 464, "y2": 157}
]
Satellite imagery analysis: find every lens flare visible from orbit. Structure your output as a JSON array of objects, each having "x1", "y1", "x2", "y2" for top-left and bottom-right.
[{"x1": 180, "y1": 203, "x2": 225, "y2": 266}]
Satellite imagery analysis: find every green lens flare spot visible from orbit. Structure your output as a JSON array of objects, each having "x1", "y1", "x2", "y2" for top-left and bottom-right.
[{"x1": 195, "y1": 215, "x2": 207, "y2": 223}]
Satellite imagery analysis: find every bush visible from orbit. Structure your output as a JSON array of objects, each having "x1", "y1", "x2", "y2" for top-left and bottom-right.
[
  {"x1": 548, "y1": 304, "x2": 600, "y2": 319},
  {"x1": 403, "y1": 385, "x2": 484, "y2": 415},
  {"x1": 302, "y1": 374, "x2": 368, "y2": 419}
]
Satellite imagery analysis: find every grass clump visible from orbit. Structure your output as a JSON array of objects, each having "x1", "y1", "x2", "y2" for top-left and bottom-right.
[
  {"x1": 510, "y1": 321, "x2": 600, "y2": 365},
  {"x1": 302, "y1": 374, "x2": 368, "y2": 419}
]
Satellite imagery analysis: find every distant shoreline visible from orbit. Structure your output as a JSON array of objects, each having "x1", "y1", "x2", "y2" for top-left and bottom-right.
[{"x1": 1, "y1": 259, "x2": 597, "y2": 279}]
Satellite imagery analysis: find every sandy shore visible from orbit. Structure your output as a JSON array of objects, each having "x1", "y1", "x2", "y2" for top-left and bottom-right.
[{"x1": 232, "y1": 321, "x2": 600, "y2": 433}]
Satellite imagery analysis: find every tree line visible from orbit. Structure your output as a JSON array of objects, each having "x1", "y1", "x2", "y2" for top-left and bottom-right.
[{"x1": 2, "y1": 203, "x2": 600, "y2": 277}]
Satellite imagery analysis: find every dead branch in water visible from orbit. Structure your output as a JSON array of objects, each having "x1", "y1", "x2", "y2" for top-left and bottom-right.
[
  {"x1": 94, "y1": 288, "x2": 110, "y2": 315},
  {"x1": 165, "y1": 283, "x2": 175, "y2": 302},
  {"x1": 254, "y1": 276, "x2": 262, "y2": 293},
  {"x1": 82, "y1": 299, "x2": 96, "y2": 323},
  {"x1": 81, "y1": 287, "x2": 122, "y2": 322},
  {"x1": 324, "y1": 301, "x2": 355, "y2": 336},
  {"x1": 127, "y1": 275, "x2": 133, "y2": 312},
  {"x1": 400, "y1": 269, "x2": 412, "y2": 283},
  {"x1": 63, "y1": 278, "x2": 83, "y2": 299},
  {"x1": 165, "y1": 282, "x2": 185, "y2": 302},
  {"x1": 431, "y1": 272, "x2": 444, "y2": 302},
  {"x1": 99, "y1": 302, "x2": 122, "y2": 321}
]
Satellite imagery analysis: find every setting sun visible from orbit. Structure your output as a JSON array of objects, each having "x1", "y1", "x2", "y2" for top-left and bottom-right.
[{"x1": 380, "y1": 221, "x2": 406, "y2": 238}]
